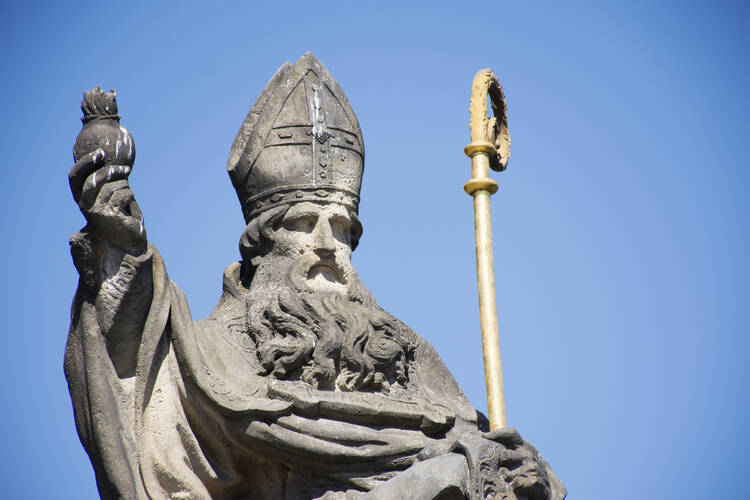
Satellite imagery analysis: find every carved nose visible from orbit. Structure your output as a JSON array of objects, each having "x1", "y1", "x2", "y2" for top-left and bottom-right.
[{"x1": 314, "y1": 218, "x2": 335, "y2": 256}]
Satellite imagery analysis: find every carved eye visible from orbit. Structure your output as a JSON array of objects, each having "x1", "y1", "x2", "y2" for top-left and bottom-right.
[
  {"x1": 330, "y1": 215, "x2": 351, "y2": 244},
  {"x1": 284, "y1": 215, "x2": 316, "y2": 233}
]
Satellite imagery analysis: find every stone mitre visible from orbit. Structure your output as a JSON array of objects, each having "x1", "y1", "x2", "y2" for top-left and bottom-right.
[{"x1": 228, "y1": 52, "x2": 364, "y2": 223}]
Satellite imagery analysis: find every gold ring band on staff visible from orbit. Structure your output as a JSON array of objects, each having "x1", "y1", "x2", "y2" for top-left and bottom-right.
[{"x1": 464, "y1": 178, "x2": 499, "y2": 195}]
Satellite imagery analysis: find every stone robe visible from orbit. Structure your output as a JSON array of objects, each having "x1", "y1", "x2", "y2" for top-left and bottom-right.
[{"x1": 65, "y1": 240, "x2": 564, "y2": 499}]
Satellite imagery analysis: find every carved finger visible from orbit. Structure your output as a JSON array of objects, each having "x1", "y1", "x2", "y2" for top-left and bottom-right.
[
  {"x1": 79, "y1": 166, "x2": 132, "y2": 210},
  {"x1": 483, "y1": 426, "x2": 524, "y2": 449},
  {"x1": 69, "y1": 148, "x2": 106, "y2": 202},
  {"x1": 91, "y1": 180, "x2": 126, "y2": 207}
]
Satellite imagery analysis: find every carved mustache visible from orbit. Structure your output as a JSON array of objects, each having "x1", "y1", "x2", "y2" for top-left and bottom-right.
[{"x1": 307, "y1": 258, "x2": 346, "y2": 285}]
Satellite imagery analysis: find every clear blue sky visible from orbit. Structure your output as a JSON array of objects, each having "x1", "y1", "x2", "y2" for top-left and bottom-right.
[{"x1": 1, "y1": 1, "x2": 748, "y2": 498}]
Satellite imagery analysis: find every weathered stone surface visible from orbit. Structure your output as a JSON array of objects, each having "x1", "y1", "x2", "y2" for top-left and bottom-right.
[{"x1": 65, "y1": 52, "x2": 565, "y2": 500}]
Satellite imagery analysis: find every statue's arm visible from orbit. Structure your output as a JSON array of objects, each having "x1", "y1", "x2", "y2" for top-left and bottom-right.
[{"x1": 68, "y1": 147, "x2": 153, "y2": 376}]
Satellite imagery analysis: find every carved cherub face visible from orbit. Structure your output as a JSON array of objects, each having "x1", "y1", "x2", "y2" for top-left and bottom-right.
[{"x1": 268, "y1": 201, "x2": 354, "y2": 294}]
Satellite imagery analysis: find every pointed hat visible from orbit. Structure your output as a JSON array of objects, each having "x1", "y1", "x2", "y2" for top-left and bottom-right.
[{"x1": 228, "y1": 53, "x2": 365, "y2": 223}]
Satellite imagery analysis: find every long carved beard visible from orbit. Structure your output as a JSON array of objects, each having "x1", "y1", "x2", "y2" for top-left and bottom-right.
[{"x1": 245, "y1": 262, "x2": 414, "y2": 392}]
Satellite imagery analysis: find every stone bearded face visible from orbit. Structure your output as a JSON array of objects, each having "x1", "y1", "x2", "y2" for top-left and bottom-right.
[
  {"x1": 239, "y1": 201, "x2": 415, "y2": 393},
  {"x1": 266, "y1": 201, "x2": 356, "y2": 294}
]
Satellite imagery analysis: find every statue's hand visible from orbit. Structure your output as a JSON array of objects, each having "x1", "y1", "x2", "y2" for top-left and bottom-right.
[
  {"x1": 69, "y1": 148, "x2": 146, "y2": 249},
  {"x1": 452, "y1": 427, "x2": 566, "y2": 500},
  {"x1": 483, "y1": 427, "x2": 551, "y2": 500}
]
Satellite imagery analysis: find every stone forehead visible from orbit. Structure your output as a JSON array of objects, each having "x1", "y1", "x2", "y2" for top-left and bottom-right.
[{"x1": 283, "y1": 201, "x2": 351, "y2": 218}]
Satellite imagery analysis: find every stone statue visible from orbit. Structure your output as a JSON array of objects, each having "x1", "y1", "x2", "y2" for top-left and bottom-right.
[{"x1": 65, "y1": 53, "x2": 565, "y2": 500}]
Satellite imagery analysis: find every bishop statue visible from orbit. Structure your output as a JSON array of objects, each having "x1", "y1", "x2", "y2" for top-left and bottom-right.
[{"x1": 65, "y1": 52, "x2": 565, "y2": 500}]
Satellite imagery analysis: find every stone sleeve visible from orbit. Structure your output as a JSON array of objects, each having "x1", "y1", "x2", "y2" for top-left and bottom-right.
[{"x1": 70, "y1": 229, "x2": 154, "y2": 377}]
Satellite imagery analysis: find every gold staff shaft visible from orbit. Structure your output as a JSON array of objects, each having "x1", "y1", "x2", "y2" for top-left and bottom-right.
[{"x1": 464, "y1": 69, "x2": 511, "y2": 430}]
